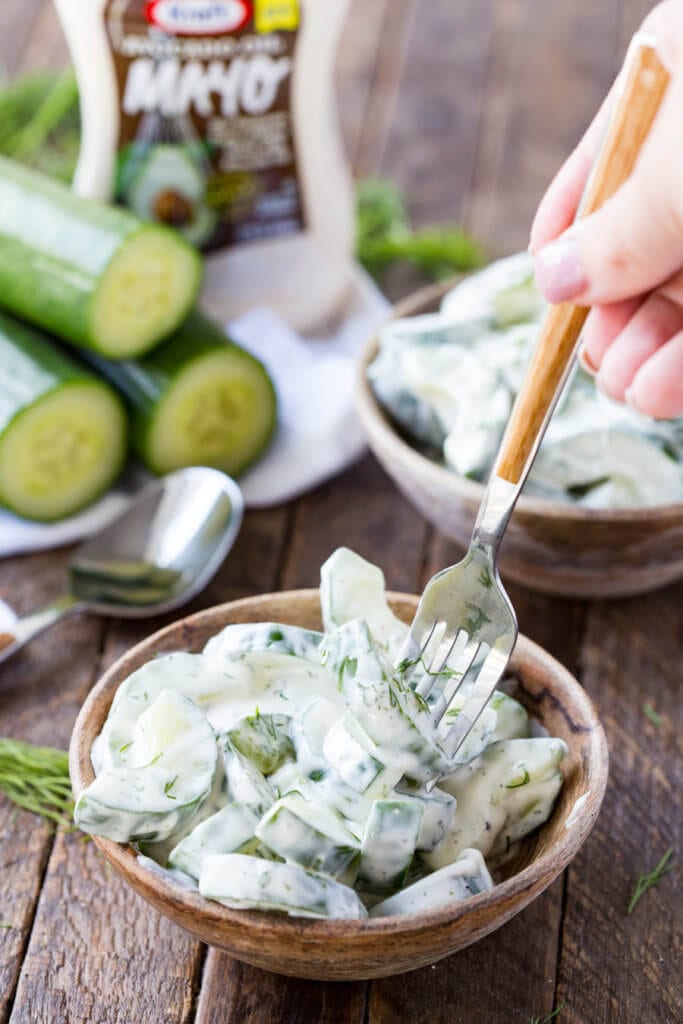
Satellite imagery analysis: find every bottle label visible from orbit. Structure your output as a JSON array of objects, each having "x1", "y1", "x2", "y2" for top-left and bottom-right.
[{"x1": 103, "y1": 0, "x2": 305, "y2": 251}]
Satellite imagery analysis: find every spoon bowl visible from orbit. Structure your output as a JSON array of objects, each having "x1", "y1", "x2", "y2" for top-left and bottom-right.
[{"x1": 0, "y1": 468, "x2": 243, "y2": 663}]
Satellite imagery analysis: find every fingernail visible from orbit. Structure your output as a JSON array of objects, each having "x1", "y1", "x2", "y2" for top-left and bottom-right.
[
  {"x1": 578, "y1": 346, "x2": 598, "y2": 376},
  {"x1": 534, "y1": 234, "x2": 588, "y2": 302},
  {"x1": 625, "y1": 386, "x2": 640, "y2": 411},
  {"x1": 597, "y1": 369, "x2": 623, "y2": 403}
]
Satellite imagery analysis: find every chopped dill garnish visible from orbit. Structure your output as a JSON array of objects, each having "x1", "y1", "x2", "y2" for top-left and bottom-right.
[
  {"x1": 530, "y1": 1002, "x2": 565, "y2": 1024},
  {"x1": 164, "y1": 775, "x2": 178, "y2": 799},
  {"x1": 642, "y1": 702, "x2": 662, "y2": 727},
  {"x1": 627, "y1": 848, "x2": 674, "y2": 914}
]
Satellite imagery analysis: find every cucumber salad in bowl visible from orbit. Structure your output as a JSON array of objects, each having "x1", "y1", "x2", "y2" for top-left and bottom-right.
[
  {"x1": 368, "y1": 253, "x2": 683, "y2": 509},
  {"x1": 75, "y1": 548, "x2": 567, "y2": 921}
]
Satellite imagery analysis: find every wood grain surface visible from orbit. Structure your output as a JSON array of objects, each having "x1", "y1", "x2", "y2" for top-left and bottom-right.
[{"x1": 0, "y1": 0, "x2": 681, "y2": 1022}]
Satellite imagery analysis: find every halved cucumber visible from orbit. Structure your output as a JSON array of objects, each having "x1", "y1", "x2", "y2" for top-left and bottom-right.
[
  {"x1": 0, "y1": 156, "x2": 201, "y2": 358},
  {"x1": 88, "y1": 312, "x2": 277, "y2": 476},
  {"x1": 0, "y1": 313, "x2": 127, "y2": 521}
]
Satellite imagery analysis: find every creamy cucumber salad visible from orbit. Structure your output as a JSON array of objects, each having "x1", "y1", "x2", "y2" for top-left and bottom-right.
[
  {"x1": 369, "y1": 253, "x2": 683, "y2": 509},
  {"x1": 75, "y1": 548, "x2": 567, "y2": 920}
]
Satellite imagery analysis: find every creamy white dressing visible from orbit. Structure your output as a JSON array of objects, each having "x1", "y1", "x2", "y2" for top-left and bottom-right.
[
  {"x1": 369, "y1": 253, "x2": 683, "y2": 508},
  {"x1": 76, "y1": 547, "x2": 567, "y2": 919}
]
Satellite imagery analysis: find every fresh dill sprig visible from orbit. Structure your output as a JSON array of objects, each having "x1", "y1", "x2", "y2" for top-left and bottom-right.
[
  {"x1": 627, "y1": 847, "x2": 674, "y2": 914},
  {"x1": 355, "y1": 178, "x2": 485, "y2": 281},
  {"x1": 0, "y1": 738, "x2": 73, "y2": 828},
  {"x1": 530, "y1": 1001, "x2": 565, "y2": 1024},
  {"x1": 642, "y1": 701, "x2": 662, "y2": 727}
]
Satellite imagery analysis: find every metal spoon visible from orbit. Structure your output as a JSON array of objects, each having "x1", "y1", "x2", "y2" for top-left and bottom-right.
[{"x1": 0, "y1": 467, "x2": 244, "y2": 665}]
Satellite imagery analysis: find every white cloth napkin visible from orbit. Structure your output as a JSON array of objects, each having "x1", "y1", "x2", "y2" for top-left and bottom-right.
[{"x1": 0, "y1": 266, "x2": 390, "y2": 559}]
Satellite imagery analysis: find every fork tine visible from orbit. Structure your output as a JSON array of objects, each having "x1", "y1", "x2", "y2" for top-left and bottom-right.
[
  {"x1": 438, "y1": 646, "x2": 509, "y2": 757},
  {"x1": 397, "y1": 617, "x2": 438, "y2": 685},
  {"x1": 415, "y1": 628, "x2": 464, "y2": 697},
  {"x1": 429, "y1": 638, "x2": 483, "y2": 721}
]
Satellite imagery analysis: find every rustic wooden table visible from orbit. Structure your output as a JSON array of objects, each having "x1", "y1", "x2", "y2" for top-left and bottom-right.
[{"x1": 0, "y1": 1, "x2": 680, "y2": 1022}]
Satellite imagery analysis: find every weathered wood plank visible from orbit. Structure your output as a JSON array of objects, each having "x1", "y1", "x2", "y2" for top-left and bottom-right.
[
  {"x1": 336, "y1": 0, "x2": 391, "y2": 170},
  {"x1": 0, "y1": 548, "x2": 106, "y2": 1023},
  {"x1": 15, "y1": 2, "x2": 68, "y2": 72},
  {"x1": 7, "y1": 509, "x2": 290, "y2": 1024},
  {"x1": 0, "y1": 0, "x2": 45, "y2": 75},
  {"x1": 367, "y1": 532, "x2": 584, "y2": 1023},
  {"x1": 466, "y1": 0, "x2": 619, "y2": 251},
  {"x1": 195, "y1": 956, "x2": 367, "y2": 1024},
  {"x1": 556, "y1": 583, "x2": 683, "y2": 1024},
  {"x1": 380, "y1": 0, "x2": 494, "y2": 227},
  {"x1": 193, "y1": 455, "x2": 428, "y2": 1021}
]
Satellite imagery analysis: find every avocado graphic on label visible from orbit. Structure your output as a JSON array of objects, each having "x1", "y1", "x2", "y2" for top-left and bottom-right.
[{"x1": 119, "y1": 111, "x2": 218, "y2": 248}]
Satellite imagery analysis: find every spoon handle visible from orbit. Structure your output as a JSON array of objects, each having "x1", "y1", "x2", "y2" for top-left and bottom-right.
[
  {"x1": 495, "y1": 36, "x2": 670, "y2": 486},
  {"x1": 0, "y1": 594, "x2": 82, "y2": 667}
]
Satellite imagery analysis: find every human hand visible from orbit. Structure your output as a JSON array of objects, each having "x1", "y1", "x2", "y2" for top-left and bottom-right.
[{"x1": 530, "y1": 1, "x2": 683, "y2": 419}]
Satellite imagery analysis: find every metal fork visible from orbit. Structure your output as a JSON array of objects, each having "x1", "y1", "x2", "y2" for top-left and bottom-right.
[{"x1": 399, "y1": 35, "x2": 670, "y2": 761}]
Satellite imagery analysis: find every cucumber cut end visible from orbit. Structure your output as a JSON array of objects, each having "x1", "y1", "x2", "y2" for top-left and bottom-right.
[
  {"x1": 143, "y1": 347, "x2": 277, "y2": 476},
  {"x1": 90, "y1": 227, "x2": 201, "y2": 358},
  {"x1": 0, "y1": 382, "x2": 127, "y2": 521}
]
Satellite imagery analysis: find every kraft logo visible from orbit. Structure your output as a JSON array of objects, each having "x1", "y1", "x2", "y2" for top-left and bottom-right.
[{"x1": 144, "y1": 0, "x2": 252, "y2": 35}]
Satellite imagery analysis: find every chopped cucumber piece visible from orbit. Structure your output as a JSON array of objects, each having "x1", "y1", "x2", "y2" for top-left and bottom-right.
[
  {"x1": 255, "y1": 793, "x2": 360, "y2": 879},
  {"x1": 92, "y1": 652, "x2": 220, "y2": 772},
  {"x1": 226, "y1": 711, "x2": 294, "y2": 775},
  {"x1": 357, "y1": 799, "x2": 424, "y2": 894},
  {"x1": 0, "y1": 313, "x2": 127, "y2": 521},
  {"x1": 320, "y1": 548, "x2": 408, "y2": 659},
  {"x1": 199, "y1": 853, "x2": 367, "y2": 919},
  {"x1": 75, "y1": 689, "x2": 217, "y2": 843},
  {"x1": 322, "y1": 712, "x2": 384, "y2": 793},
  {"x1": 396, "y1": 781, "x2": 456, "y2": 851},
  {"x1": 204, "y1": 622, "x2": 323, "y2": 665},
  {"x1": 222, "y1": 740, "x2": 276, "y2": 815},
  {"x1": 88, "y1": 312, "x2": 276, "y2": 476},
  {"x1": 370, "y1": 848, "x2": 493, "y2": 917},
  {"x1": 488, "y1": 690, "x2": 530, "y2": 741},
  {"x1": 169, "y1": 802, "x2": 260, "y2": 879},
  {"x1": 428, "y1": 738, "x2": 567, "y2": 867},
  {"x1": 493, "y1": 274, "x2": 543, "y2": 327},
  {"x1": 321, "y1": 620, "x2": 448, "y2": 782}
]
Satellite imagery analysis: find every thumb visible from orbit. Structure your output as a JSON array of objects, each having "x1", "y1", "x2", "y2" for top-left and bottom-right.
[{"x1": 534, "y1": 72, "x2": 683, "y2": 305}]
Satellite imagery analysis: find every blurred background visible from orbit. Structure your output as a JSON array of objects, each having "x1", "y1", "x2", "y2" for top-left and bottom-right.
[{"x1": 0, "y1": 0, "x2": 654, "y2": 302}]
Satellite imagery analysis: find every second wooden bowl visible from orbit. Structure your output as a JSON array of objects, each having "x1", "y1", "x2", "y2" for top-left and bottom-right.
[
  {"x1": 69, "y1": 590, "x2": 608, "y2": 980},
  {"x1": 356, "y1": 283, "x2": 683, "y2": 598}
]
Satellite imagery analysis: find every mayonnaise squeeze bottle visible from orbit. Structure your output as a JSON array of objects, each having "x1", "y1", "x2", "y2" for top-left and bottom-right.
[{"x1": 54, "y1": 0, "x2": 355, "y2": 330}]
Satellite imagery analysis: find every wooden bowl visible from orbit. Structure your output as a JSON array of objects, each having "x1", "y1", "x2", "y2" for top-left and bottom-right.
[
  {"x1": 356, "y1": 282, "x2": 683, "y2": 598},
  {"x1": 70, "y1": 590, "x2": 608, "y2": 981}
]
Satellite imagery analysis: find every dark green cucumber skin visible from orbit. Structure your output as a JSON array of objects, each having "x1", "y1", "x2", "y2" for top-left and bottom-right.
[
  {"x1": 87, "y1": 311, "x2": 277, "y2": 474},
  {"x1": 0, "y1": 155, "x2": 200, "y2": 353},
  {"x1": 0, "y1": 311, "x2": 115, "y2": 435},
  {"x1": 0, "y1": 310, "x2": 128, "y2": 520}
]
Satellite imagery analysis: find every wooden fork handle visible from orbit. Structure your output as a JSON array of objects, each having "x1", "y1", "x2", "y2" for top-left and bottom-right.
[{"x1": 495, "y1": 38, "x2": 670, "y2": 486}]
